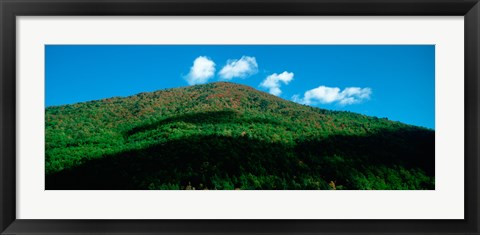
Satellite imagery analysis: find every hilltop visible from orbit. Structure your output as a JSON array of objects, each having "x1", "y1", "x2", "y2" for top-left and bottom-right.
[{"x1": 45, "y1": 82, "x2": 434, "y2": 190}]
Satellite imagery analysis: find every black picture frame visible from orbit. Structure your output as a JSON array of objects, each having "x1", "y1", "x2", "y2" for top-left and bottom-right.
[{"x1": 1, "y1": 0, "x2": 479, "y2": 234}]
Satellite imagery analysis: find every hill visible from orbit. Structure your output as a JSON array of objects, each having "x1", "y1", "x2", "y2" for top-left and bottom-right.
[{"x1": 45, "y1": 82, "x2": 435, "y2": 190}]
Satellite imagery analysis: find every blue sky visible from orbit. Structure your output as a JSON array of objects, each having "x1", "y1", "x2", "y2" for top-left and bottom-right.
[{"x1": 46, "y1": 45, "x2": 435, "y2": 129}]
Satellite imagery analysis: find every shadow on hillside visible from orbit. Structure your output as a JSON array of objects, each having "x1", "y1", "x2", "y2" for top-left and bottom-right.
[
  {"x1": 46, "y1": 127, "x2": 434, "y2": 190},
  {"x1": 125, "y1": 110, "x2": 285, "y2": 137}
]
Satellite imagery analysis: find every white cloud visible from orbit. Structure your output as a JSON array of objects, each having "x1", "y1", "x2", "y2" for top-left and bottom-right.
[
  {"x1": 185, "y1": 56, "x2": 216, "y2": 85},
  {"x1": 293, "y1": 86, "x2": 372, "y2": 106},
  {"x1": 260, "y1": 71, "x2": 294, "y2": 96},
  {"x1": 218, "y1": 56, "x2": 258, "y2": 80},
  {"x1": 291, "y1": 94, "x2": 302, "y2": 103}
]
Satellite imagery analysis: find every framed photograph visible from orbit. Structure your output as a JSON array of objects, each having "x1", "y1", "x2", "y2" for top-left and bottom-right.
[{"x1": 1, "y1": 0, "x2": 479, "y2": 234}]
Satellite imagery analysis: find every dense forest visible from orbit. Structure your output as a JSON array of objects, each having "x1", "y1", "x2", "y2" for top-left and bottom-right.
[{"x1": 45, "y1": 82, "x2": 435, "y2": 190}]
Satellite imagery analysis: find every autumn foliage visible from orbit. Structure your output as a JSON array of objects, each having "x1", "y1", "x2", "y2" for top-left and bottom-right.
[{"x1": 45, "y1": 82, "x2": 434, "y2": 190}]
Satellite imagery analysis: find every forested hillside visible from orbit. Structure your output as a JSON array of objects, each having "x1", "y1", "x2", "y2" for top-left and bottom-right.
[{"x1": 45, "y1": 82, "x2": 434, "y2": 190}]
